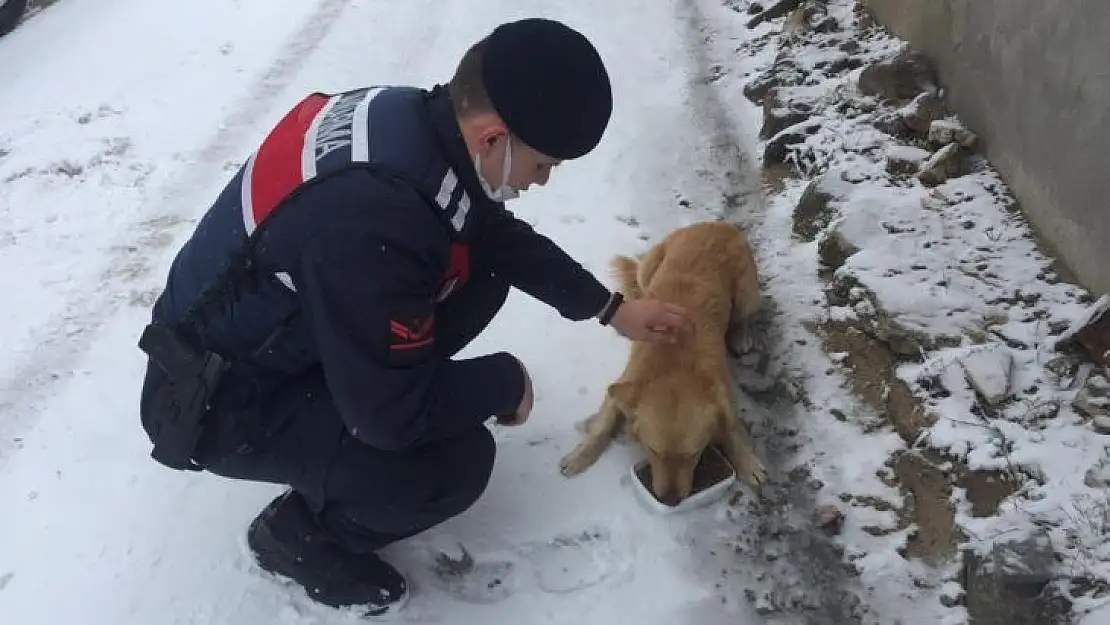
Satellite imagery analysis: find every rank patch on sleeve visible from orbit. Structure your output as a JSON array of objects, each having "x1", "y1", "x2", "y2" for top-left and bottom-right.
[{"x1": 387, "y1": 301, "x2": 435, "y2": 367}]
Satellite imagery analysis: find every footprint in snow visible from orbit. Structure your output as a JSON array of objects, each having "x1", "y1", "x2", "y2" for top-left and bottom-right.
[{"x1": 421, "y1": 524, "x2": 628, "y2": 603}]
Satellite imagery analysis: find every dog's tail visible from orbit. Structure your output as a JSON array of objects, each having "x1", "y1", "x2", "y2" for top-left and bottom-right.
[{"x1": 609, "y1": 254, "x2": 643, "y2": 299}]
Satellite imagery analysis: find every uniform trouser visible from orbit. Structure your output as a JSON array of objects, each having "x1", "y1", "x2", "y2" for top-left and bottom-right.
[{"x1": 139, "y1": 266, "x2": 511, "y2": 554}]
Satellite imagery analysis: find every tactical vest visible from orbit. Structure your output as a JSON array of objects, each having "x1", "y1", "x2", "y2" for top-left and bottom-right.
[{"x1": 168, "y1": 86, "x2": 479, "y2": 356}]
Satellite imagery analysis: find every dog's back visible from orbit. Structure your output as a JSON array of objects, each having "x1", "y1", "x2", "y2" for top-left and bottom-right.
[{"x1": 614, "y1": 221, "x2": 758, "y2": 375}]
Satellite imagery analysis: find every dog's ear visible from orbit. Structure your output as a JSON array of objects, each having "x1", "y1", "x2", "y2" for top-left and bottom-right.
[{"x1": 606, "y1": 380, "x2": 642, "y2": 413}]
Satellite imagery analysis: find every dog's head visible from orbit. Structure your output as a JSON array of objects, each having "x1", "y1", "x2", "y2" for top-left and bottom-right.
[{"x1": 608, "y1": 376, "x2": 731, "y2": 506}]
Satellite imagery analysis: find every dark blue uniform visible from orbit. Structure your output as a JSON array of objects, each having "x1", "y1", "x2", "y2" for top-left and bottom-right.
[{"x1": 139, "y1": 84, "x2": 611, "y2": 550}]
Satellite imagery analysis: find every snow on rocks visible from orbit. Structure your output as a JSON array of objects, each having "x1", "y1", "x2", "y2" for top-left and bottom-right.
[
  {"x1": 957, "y1": 344, "x2": 1014, "y2": 407},
  {"x1": 726, "y1": 0, "x2": 1110, "y2": 622},
  {"x1": 928, "y1": 119, "x2": 978, "y2": 149}
]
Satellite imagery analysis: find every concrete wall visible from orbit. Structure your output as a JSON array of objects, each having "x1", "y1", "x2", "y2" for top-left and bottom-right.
[{"x1": 863, "y1": 0, "x2": 1110, "y2": 294}]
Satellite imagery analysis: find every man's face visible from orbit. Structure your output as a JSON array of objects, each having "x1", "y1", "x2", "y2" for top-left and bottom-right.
[{"x1": 476, "y1": 128, "x2": 562, "y2": 194}]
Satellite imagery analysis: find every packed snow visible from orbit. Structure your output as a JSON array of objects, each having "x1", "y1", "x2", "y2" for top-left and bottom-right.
[{"x1": 3, "y1": 0, "x2": 1108, "y2": 624}]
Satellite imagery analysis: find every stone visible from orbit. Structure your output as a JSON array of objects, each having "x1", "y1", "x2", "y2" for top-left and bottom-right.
[
  {"x1": 817, "y1": 224, "x2": 860, "y2": 270},
  {"x1": 1043, "y1": 354, "x2": 1081, "y2": 388},
  {"x1": 813, "y1": 15, "x2": 839, "y2": 34},
  {"x1": 744, "y1": 70, "x2": 780, "y2": 104},
  {"x1": 858, "y1": 48, "x2": 938, "y2": 101},
  {"x1": 792, "y1": 172, "x2": 854, "y2": 241},
  {"x1": 1093, "y1": 416, "x2": 1110, "y2": 435},
  {"x1": 885, "y1": 145, "x2": 931, "y2": 176},
  {"x1": 990, "y1": 530, "x2": 1056, "y2": 585},
  {"x1": 917, "y1": 142, "x2": 965, "y2": 187},
  {"x1": 958, "y1": 344, "x2": 1015, "y2": 406},
  {"x1": 1073, "y1": 374, "x2": 1110, "y2": 419},
  {"x1": 814, "y1": 504, "x2": 845, "y2": 535},
  {"x1": 746, "y1": 0, "x2": 803, "y2": 28},
  {"x1": 1083, "y1": 452, "x2": 1110, "y2": 488},
  {"x1": 929, "y1": 119, "x2": 978, "y2": 148},
  {"x1": 763, "y1": 125, "x2": 815, "y2": 166},
  {"x1": 760, "y1": 89, "x2": 815, "y2": 140},
  {"x1": 1053, "y1": 294, "x2": 1110, "y2": 366},
  {"x1": 899, "y1": 92, "x2": 946, "y2": 135},
  {"x1": 964, "y1": 548, "x2": 1073, "y2": 625},
  {"x1": 781, "y1": 7, "x2": 810, "y2": 41}
]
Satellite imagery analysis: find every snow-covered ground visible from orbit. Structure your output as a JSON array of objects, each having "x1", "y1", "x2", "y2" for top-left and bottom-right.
[
  {"x1": 0, "y1": 1, "x2": 827, "y2": 624},
  {"x1": 7, "y1": 0, "x2": 1105, "y2": 623}
]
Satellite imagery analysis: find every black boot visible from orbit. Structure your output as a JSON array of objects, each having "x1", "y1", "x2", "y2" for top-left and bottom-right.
[{"x1": 247, "y1": 490, "x2": 409, "y2": 617}]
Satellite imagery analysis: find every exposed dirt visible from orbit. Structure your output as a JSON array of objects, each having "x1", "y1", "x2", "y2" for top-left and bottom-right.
[
  {"x1": 957, "y1": 470, "x2": 1021, "y2": 518},
  {"x1": 814, "y1": 318, "x2": 1022, "y2": 567},
  {"x1": 893, "y1": 452, "x2": 957, "y2": 561}
]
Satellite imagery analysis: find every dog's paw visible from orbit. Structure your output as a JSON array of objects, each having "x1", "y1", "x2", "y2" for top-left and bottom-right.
[
  {"x1": 738, "y1": 455, "x2": 768, "y2": 490},
  {"x1": 559, "y1": 448, "x2": 593, "y2": 477}
]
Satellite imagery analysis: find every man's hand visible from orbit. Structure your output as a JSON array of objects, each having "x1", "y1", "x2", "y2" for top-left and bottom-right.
[
  {"x1": 497, "y1": 356, "x2": 534, "y2": 426},
  {"x1": 609, "y1": 298, "x2": 688, "y2": 343}
]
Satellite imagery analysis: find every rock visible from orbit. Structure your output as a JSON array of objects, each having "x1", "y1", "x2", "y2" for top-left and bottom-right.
[
  {"x1": 818, "y1": 54, "x2": 861, "y2": 78},
  {"x1": 1053, "y1": 294, "x2": 1110, "y2": 366},
  {"x1": 1073, "y1": 373, "x2": 1110, "y2": 419},
  {"x1": 747, "y1": 2, "x2": 765, "y2": 15},
  {"x1": 917, "y1": 142, "x2": 965, "y2": 187},
  {"x1": 792, "y1": 172, "x2": 853, "y2": 241},
  {"x1": 760, "y1": 89, "x2": 815, "y2": 139},
  {"x1": 957, "y1": 344, "x2": 1014, "y2": 406},
  {"x1": 929, "y1": 119, "x2": 978, "y2": 148},
  {"x1": 1083, "y1": 453, "x2": 1110, "y2": 488},
  {"x1": 744, "y1": 70, "x2": 780, "y2": 104},
  {"x1": 813, "y1": 15, "x2": 839, "y2": 33},
  {"x1": 964, "y1": 548, "x2": 1073, "y2": 625},
  {"x1": 885, "y1": 145, "x2": 931, "y2": 175},
  {"x1": 817, "y1": 223, "x2": 860, "y2": 270},
  {"x1": 899, "y1": 92, "x2": 946, "y2": 135},
  {"x1": 814, "y1": 504, "x2": 845, "y2": 535},
  {"x1": 1093, "y1": 416, "x2": 1110, "y2": 435},
  {"x1": 839, "y1": 39, "x2": 860, "y2": 54},
  {"x1": 746, "y1": 0, "x2": 803, "y2": 28},
  {"x1": 857, "y1": 48, "x2": 938, "y2": 101},
  {"x1": 763, "y1": 125, "x2": 815, "y2": 166},
  {"x1": 781, "y1": 7, "x2": 810, "y2": 41},
  {"x1": 990, "y1": 530, "x2": 1056, "y2": 585},
  {"x1": 872, "y1": 113, "x2": 916, "y2": 140},
  {"x1": 1043, "y1": 354, "x2": 1082, "y2": 388}
]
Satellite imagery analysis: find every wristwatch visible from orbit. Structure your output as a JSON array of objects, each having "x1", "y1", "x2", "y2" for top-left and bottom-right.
[{"x1": 598, "y1": 292, "x2": 625, "y2": 326}]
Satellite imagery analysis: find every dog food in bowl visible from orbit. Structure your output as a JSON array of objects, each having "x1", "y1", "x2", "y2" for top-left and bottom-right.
[{"x1": 630, "y1": 445, "x2": 737, "y2": 515}]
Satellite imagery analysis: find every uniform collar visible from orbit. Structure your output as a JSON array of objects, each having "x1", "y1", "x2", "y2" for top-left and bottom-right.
[{"x1": 422, "y1": 84, "x2": 502, "y2": 214}]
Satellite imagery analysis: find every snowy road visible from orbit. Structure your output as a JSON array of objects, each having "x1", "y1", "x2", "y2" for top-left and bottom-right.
[{"x1": 0, "y1": 1, "x2": 803, "y2": 624}]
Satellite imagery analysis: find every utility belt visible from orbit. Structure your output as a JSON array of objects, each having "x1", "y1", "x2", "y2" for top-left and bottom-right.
[{"x1": 138, "y1": 321, "x2": 230, "y2": 471}]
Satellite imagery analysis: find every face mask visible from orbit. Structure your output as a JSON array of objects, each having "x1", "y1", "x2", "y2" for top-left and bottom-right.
[{"x1": 474, "y1": 136, "x2": 519, "y2": 202}]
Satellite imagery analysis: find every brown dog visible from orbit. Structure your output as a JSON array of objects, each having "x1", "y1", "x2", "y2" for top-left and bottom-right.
[{"x1": 559, "y1": 221, "x2": 767, "y2": 505}]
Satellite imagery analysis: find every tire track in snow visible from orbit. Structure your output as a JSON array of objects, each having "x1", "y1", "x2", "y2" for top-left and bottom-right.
[
  {"x1": 0, "y1": 0, "x2": 353, "y2": 467},
  {"x1": 674, "y1": 1, "x2": 871, "y2": 622}
]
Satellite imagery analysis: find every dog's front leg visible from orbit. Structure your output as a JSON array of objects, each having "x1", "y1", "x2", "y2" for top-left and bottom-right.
[
  {"x1": 559, "y1": 397, "x2": 624, "y2": 477},
  {"x1": 721, "y1": 414, "x2": 768, "y2": 491}
]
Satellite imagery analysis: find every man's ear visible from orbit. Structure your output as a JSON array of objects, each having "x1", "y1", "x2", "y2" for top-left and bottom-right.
[
  {"x1": 476, "y1": 120, "x2": 509, "y2": 151},
  {"x1": 606, "y1": 380, "x2": 641, "y2": 414}
]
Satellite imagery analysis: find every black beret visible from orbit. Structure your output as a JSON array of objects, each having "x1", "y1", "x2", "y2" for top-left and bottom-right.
[{"x1": 481, "y1": 18, "x2": 613, "y2": 160}]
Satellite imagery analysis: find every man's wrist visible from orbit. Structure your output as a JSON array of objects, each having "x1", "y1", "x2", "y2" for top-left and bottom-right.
[{"x1": 597, "y1": 291, "x2": 624, "y2": 326}]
